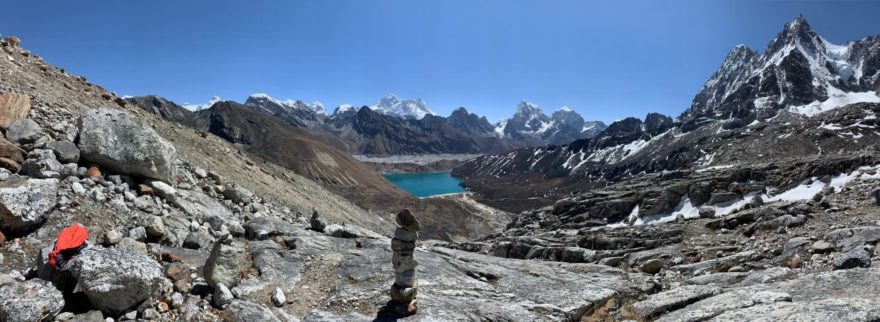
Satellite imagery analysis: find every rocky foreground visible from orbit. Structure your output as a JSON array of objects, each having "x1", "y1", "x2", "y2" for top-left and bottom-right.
[
  {"x1": 0, "y1": 100, "x2": 647, "y2": 321},
  {"x1": 451, "y1": 151, "x2": 880, "y2": 320}
]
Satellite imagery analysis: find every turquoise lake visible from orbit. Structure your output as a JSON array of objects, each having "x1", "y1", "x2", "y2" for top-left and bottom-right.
[{"x1": 383, "y1": 172, "x2": 466, "y2": 197}]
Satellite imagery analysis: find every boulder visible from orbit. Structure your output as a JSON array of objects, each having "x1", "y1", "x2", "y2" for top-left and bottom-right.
[
  {"x1": 698, "y1": 206, "x2": 716, "y2": 219},
  {"x1": 832, "y1": 249, "x2": 871, "y2": 270},
  {"x1": 68, "y1": 247, "x2": 165, "y2": 315},
  {"x1": 271, "y1": 287, "x2": 286, "y2": 307},
  {"x1": 0, "y1": 92, "x2": 31, "y2": 129},
  {"x1": 103, "y1": 229, "x2": 122, "y2": 245},
  {"x1": 142, "y1": 216, "x2": 166, "y2": 238},
  {"x1": 173, "y1": 190, "x2": 233, "y2": 219},
  {"x1": 77, "y1": 108, "x2": 177, "y2": 182},
  {"x1": 810, "y1": 241, "x2": 834, "y2": 253},
  {"x1": 5, "y1": 118, "x2": 41, "y2": 145},
  {"x1": 0, "y1": 177, "x2": 59, "y2": 234},
  {"x1": 182, "y1": 231, "x2": 213, "y2": 250},
  {"x1": 222, "y1": 186, "x2": 253, "y2": 205},
  {"x1": 128, "y1": 226, "x2": 147, "y2": 241},
  {"x1": 323, "y1": 224, "x2": 360, "y2": 238},
  {"x1": 640, "y1": 259, "x2": 666, "y2": 274},
  {"x1": 222, "y1": 300, "x2": 281, "y2": 322},
  {"x1": 20, "y1": 149, "x2": 61, "y2": 179},
  {"x1": 147, "y1": 180, "x2": 177, "y2": 202},
  {"x1": 0, "y1": 279, "x2": 64, "y2": 322},
  {"x1": 0, "y1": 138, "x2": 23, "y2": 172},
  {"x1": 45, "y1": 141, "x2": 80, "y2": 163},
  {"x1": 213, "y1": 284, "x2": 234, "y2": 308},
  {"x1": 244, "y1": 217, "x2": 295, "y2": 240},
  {"x1": 165, "y1": 263, "x2": 192, "y2": 293}
]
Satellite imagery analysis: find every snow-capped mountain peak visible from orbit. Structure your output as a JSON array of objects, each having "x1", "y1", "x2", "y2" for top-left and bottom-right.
[
  {"x1": 182, "y1": 96, "x2": 222, "y2": 111},
  {"x1": 247, "y1": 93, "x2": 326, "y2": 115},
  {"x1": 332, "y1": 104, "x2": 356, "y2": 116},
  {"x1": 370, "y1": 94, "x2": 436, "y2": 119},
  {"x1": 682, "y1": 16, "x2": 880, "y2": 129},
  {"x1": 493, "y1": 100, "x2": 607, "y2": 142},
  {"x1": 515, "y1": 101, "x2": 544, "y2": 117}
]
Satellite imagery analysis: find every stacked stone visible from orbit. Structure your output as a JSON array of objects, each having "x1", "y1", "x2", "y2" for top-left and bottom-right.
[{"x1": 390, "y1": 209, "x2": 420, "y2": 310}]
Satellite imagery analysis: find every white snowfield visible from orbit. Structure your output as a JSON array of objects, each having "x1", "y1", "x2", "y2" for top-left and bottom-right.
[
  {"x1": 614, "y1": 164, "x2": 880, "y2": 227},
  {"x1": 370, "y1": 93, "x2": 436, "y2": 120},
  {"x1": 182, "y1": 96, "x2": 222, "y2": 111},
  {"x1": 249, "y1": 93, "x2": 326, "y2": 115},
  {"x1": 789, "y1": 88, "x2": 880, "y2": 117}
]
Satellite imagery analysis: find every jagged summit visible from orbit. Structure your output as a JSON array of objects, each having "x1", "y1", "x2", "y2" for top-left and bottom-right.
[
  {"x1": 514, "y1": 101, "x2": 544, "y2": 118},
  {"x1": 681, "y1": 16, "x2": 880, "y2": 130},
  {"x1": 447, "y1": 106, "x2": 495, "y2": 136},
  {"x1": 370, "y1": 93, "x2": 436, "y2": 120},
  {"x1": 246, "y1": 93, "x2": 326, "y2": 115},
  {"x1": 766, "y1": 15, "x2": 820, "y2": 55},
  {"x1": 181, "y1": 96, "x2": 222, "y2": 111},
  {"x1": 494, "y1": 101, "x2": 607, "y2": 145},
  {"x1": 332, "y1": 103, "x2": 356, "y2": 116}
]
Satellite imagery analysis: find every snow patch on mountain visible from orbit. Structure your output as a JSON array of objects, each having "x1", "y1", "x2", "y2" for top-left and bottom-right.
[
  {"x1": 494, "y1": 120, "x2": 508, "y2": 137},
  {"x1": 182, "y1": 96, "x2": 222, "y2": 111},
  {"x1": 582, "y1": 123, "x2": 600, "y2": 132},
  {"x1": 789, "y1": 88, "x2": 880, "y2": 117},
  {"x1": 370, "y1": 94, "x2": 436, "y2": 119},
  {"x1": 333, "y1": 104, "x2": 355, "y2": 115},
  {"x1": 249, "y1": 93, "x2": 326, "y2": 115}
]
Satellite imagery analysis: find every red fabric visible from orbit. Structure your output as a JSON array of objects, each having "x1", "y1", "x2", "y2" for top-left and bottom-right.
[{"x1": 48, "y1": 224, "x2": 89, "y2": 268}]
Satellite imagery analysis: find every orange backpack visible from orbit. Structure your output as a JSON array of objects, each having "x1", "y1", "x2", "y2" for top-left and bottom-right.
[{"x1": 48, "y1": 224, "x2": 89, "y2": 268}]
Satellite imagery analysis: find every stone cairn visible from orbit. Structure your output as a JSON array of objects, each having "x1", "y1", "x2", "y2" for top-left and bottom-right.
[{"x1": 390, "y1": 209, "x2": 420, "y2": 315}]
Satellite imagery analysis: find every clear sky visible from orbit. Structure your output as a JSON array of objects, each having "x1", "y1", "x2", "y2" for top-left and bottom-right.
[{"x1": 2, "y1": 1, "x2": 879, "y2": 123}]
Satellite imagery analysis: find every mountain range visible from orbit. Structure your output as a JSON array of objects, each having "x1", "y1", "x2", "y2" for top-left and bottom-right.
[
  {"x1": 452, "y1": 16, "x2": 880, "y2": 212},
  {"x1": 173, "y1": 93, "x2": 607, "y2": 155}
]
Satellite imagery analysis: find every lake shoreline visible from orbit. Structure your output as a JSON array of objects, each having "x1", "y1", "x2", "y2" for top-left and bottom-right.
[{"x1": 383, "y1": 171, "x2": 466, "y2": 198}]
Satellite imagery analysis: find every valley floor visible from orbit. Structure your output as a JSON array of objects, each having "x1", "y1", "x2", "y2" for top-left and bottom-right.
[
  {"x1": 354, "y1": 154, "x2": 483, "y2": 165},
  {"x1": 356, "y1": 154, "x2": 481, "y2": 173}
]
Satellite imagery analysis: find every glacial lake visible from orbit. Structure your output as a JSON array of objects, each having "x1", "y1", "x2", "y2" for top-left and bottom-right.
[{"x1": 383, "y1": 172, "x2": 466, "y2": 197}]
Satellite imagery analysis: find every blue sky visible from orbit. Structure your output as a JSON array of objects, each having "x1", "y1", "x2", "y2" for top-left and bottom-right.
[{"x1": 2, "y1": 1, "x2": 879, "y2": 123}]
